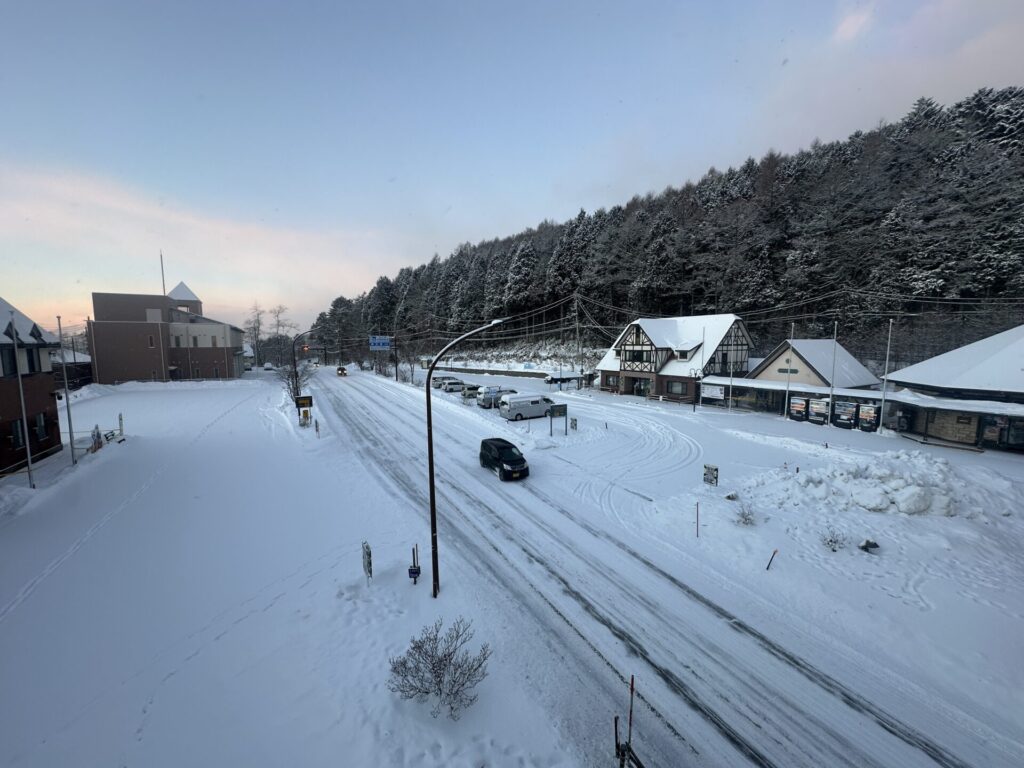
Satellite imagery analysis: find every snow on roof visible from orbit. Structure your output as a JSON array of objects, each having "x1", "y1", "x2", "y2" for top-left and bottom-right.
[
  {"x1": 595, "y1": 347, "x2": 619, "y2": 372},
  {"x1": 756, "y1": 339, "x2": 879, "y2": 388},
  {"x1": 631, "y1": 314, "x2": 740, "y2": 355},
  {"x1": 49, "y1": 348, "x2": 92, "y2": 363},
  {"x1": 167, "y1": 281, "x2": 200, "y2": 302},
  {"x1": 598, "y1": 314, "x2": 743, "y2": 371},
  {"x1": 0, "y1": 296, "x2": 59, "y2": 346},
  {"x1": 659, "y1": 359, "x2": 710, "y2": 377},
  {"x1": 888, "y1": 324, "x2": 1024, "y2": 394}
]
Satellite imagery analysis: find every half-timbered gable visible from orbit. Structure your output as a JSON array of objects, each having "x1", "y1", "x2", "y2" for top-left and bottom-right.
[{"x1": 597, "y1": 313, "x2": 751, "y2": 400}]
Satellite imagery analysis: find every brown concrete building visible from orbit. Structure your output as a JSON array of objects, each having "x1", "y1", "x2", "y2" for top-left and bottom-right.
[
  {"x1": 88, "y1": 282, "x2": 245, "y2": 384},
  {"x1": 1, "y1": 297, "x2": 63, "y2": 474}
]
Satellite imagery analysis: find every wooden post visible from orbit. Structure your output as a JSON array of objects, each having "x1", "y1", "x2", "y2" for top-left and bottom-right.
[
  {"x1": 766, "y1": 548, "x2": 778, "y2": 570},
  {"x1": 696, "y1": 502, "x2": 699, "y2": 538}
]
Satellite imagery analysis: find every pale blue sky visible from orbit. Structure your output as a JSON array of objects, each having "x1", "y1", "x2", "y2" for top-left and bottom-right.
[{"x1": 3, "y1": 0, "x2": 1022, "y2": 329}]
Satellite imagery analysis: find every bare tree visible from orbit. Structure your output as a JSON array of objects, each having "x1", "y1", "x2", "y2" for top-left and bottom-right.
[
  {"x1": 245, "y1": 302, "x2": 265, "y2": 364},
  {"x1": 267, "y1": 305, "x2": 297, "y2": 366},
  {"x1": 273, "y1": 359, "x2": 315, "y2": 400}
]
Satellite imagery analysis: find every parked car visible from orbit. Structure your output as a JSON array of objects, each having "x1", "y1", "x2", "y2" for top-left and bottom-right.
[
  {"x1": 264, "y1": 362, "x2": 274, "y2": 371},
  {"x1": 336, "y1": 366, "x2": 347, "y2": 376},
  {"x1": 441, "y1": 379, "x2": 465, "y2": 392},
  {"x1": 476, "y1": 386, "x2": 516, "y2": 408},
  {"x1": 244, "y1": 363, "x2": 253, "y2": 371},
  {"x1": 479, "y1": 438, "x2": 529, "y2": 481},
  {"x1": 431, "y1": 375, "x2": 458, "y2": 389},
  {"x1": 461, "y1": 384, "x2": 482, "y2": 402},
  {"x1": 498, "y1": 393, "x2": 556, "y2": 421}
]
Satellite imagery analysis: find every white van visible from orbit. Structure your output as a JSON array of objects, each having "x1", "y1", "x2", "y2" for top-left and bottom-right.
[{"x1": 498, "y1": 393, "x2": 556, "y2": 421}]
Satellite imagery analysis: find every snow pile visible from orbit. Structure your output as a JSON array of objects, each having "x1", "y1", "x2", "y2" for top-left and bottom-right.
[{"x1": 748, "y1": 450, "x2": 970, "y2": 517}]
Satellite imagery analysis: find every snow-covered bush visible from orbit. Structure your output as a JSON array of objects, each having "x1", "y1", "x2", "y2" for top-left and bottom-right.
[
  {"x1": 821, "y1": 525, "x2": 847, "y2": 552},
  {"x1": 735, "y1": 505, "x2": 756, "y2": 526},
  {"x1": 387, "y1": 617, "x2": 492, "y2": 720}
]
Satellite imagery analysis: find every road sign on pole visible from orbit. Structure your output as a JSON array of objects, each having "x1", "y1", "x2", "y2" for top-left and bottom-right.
[
  {"x1": 369, "y1": 335, "x2": 392, "y2": 351},
  {"x1": 703, "y1": 464, "x2": 719, "y2": 486}
]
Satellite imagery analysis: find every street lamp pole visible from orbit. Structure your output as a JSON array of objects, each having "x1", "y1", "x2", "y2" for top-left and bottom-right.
[
  {"x1": 426, "y1": 317, "x2": 505, "y2": 598},
  {"x1": 57, "y1": 316, "x2": 77, "y2": 465},
  {"x1": 9, "y1": 310, "x2": 35, "y2": 488},
  {"x1": 291, "y1": 329, "x2": 316, "y2": 398}
]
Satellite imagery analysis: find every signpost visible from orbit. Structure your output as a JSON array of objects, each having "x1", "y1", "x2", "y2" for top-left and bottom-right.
[
  {"x1": 368, "y1": 335, "x2": 392, "y2": 351},
  {"x1": 549, "y1": 403, "x2": 568, "y2": 436},
  {"x1": 703, "y1": 464, "x2": 719, "y2": 486},
  {"x1": 294, "y1": 395, "x2": 313, "y2": 410}
]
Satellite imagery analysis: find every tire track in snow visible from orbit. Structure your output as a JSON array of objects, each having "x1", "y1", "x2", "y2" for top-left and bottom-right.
[
  {"x1": 0, "y1": 389, "x2": 262, "y2": 626},
  {"x1": 323, "y1": 373, "x2": 986, "y2": 768}
]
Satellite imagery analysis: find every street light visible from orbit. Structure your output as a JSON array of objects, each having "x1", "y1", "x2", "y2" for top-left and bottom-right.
[
  {"x1": 425, "y1": 317, "x2": 505, "y2": 598},
  {"x1": 291, "y1": 329, "x2": 317, "y2": 398}
]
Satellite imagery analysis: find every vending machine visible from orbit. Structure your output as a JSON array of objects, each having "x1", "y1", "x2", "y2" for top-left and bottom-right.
[
  {"x1": 857, "y1": 404, "x2": 879, "y2": 432},
  {"x1": 808, "y1": 399, "x2": 830, "y2": 425},
  {"x1": 832, "y1": 401, "x2": 858, "y2": 429},
  {"x1": 788, "y1": 396, "x2": 808, "y2": 421}
]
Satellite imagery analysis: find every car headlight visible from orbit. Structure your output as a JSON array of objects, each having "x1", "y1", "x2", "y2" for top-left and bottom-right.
[{"x1": 502, "y1": 463, "x2": 514, "y2": 471}]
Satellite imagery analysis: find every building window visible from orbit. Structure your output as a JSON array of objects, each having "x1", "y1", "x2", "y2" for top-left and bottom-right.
[
  {"x1": 211, "y1": 336, "x2": 217, "y2": 348},
  {"x1": 606, "y1": 375, "x2": 619, "y2": 387},
  {"x1": 35, "y1": 413, "x2": 47, "y2": 440},
  {"x1": 192, "y1": 336, "x2": 199, "y2": 348},
  {"x1": 175, "y1": 335, "x2": 182, "y2": 347},
  {"x1": 11, "y1": 420, "x2": 24, "y2": 449},
  {"x1": 1, "y1": 346, "x2": 15, "y2": 376},
  {"x1": 194, "y1": 366, "x2": 201, "y2": 378},
  {"x1": 777, "y1": 368, "x2": 798, "y2": 374},
  {"x1": 148, "y1": 334, "x2": 155, "y2": 348},
  {"x1": 666, "y1": 381, "x2": 688, "y2": 396},
  {"x1": 623, "y1": 350, "x2": 651, "y2": 363},
  {"x1": 26, "y1": 348, "x2": 40, "y2": 373}
]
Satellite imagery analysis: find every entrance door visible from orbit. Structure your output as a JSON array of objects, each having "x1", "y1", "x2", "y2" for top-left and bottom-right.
[{"x1": 633, "y1": 378, "x2": 651, "y2": 397}]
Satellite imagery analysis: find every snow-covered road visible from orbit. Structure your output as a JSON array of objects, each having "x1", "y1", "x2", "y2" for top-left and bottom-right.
[
  {"x1": 312, "y1": 369, "x2": 1023, "y2": 767},
  {"x1": 1, "y1": 370, "x2": 1021, "y2": 767}
]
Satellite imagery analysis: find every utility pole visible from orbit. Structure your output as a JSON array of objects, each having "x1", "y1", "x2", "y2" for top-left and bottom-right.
[
  {"x1": 828, "y1": 319, "x2": 838, "y2": 427},
  {"x1": 783, "y1": 321, "x2": 795, "y2": 417},
  {"x1": 879, "y1": 318, "x2": 894, "y2": 431},
  {"x1": 57, "y1": 316, "x2": 77, "y2": 465}
]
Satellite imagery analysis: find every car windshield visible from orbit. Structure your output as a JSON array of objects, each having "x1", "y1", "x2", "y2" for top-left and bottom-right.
[{"x1": 498, "y1": 446, "x2": 522, "y2": 461}]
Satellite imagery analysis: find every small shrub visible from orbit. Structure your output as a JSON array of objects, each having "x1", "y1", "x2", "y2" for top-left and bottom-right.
[
  {"x1": 735, "y1": 505, "x2": 756, "y2": 526},
  {"x1": 821, "y1": 525, "x2": 847, "y2": 552},
  {"x1": 387, "y1": 616, "x2": 492, "y2": 720}
]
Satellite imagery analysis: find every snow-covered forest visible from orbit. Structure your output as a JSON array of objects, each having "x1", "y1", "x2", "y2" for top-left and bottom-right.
[{"x1": 310, "y1": 88, "x2": 1024, "y2": 367}]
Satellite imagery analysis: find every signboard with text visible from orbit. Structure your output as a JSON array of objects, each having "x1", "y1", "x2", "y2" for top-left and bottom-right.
[
  {"x1": 703, "y1": 464, "x2": 719, "y2": 486},
  {"x1": 702, "y1": 384, "x2": 725, "y2": 399},
  {"x1": 369, "y1": 336, "x2": 392, "y2": 351}
]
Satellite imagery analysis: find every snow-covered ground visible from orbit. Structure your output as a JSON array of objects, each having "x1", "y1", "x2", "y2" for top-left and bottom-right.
[{"x1": 1, "y1": 369, "x2": 1022, "y2": 767}]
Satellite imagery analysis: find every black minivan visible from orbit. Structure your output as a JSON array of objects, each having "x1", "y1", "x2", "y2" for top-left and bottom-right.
[{"x1": 479, "y1": 438, "x2": 529, "y2": 481}]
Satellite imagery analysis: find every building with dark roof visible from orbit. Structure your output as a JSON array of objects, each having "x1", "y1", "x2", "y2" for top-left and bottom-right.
[{"x1": 1, "y1": 297, "x2": 63, "y2": 473}]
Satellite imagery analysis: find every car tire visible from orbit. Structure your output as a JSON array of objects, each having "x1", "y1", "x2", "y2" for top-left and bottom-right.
[
  {"x1": 480, "y1": 457, "x2": 486, "y2": 468},
  {"x1": 498, "y1": 469, "x2": 507, "y2": 481},
  {"x1": 514, "y1": 414, "x2": 523, "y2": 421}
]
